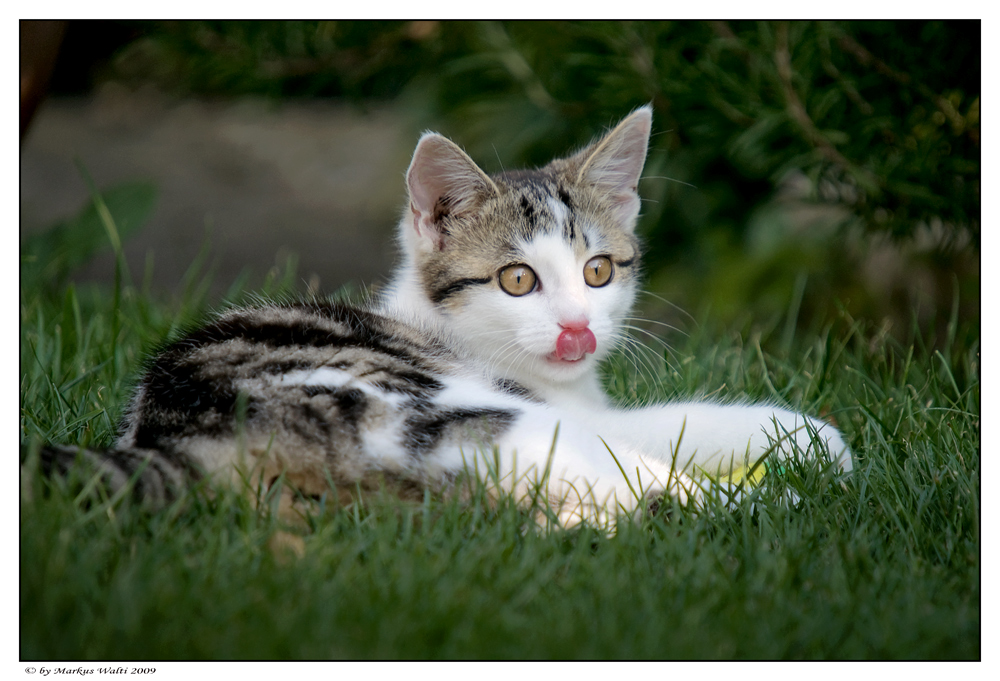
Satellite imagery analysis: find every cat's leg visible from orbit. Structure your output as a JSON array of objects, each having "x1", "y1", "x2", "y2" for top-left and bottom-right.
[
  {"x1": 601, "y1": 401, "x2": 851, "y2": 478},
  {"x1": 437, "y1": 409, "x2": 627, "y2": 528},
  {"x1": 418, "y1": 376, "x2": 642, "y2": 526},
  {"x1": 417, "y1": 401, "x2": 670, "y2": 528},
  {"x1": 461, "y1": 405, "x2": 717, "y2": 527}
]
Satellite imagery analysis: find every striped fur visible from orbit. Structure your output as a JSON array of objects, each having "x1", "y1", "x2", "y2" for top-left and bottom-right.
[
  {"x1": 43, "y1": 302, "x2": 524, "y2": 508},
  {"x1": 31, "y1": 107, "x2": 852, "y2": 528}
]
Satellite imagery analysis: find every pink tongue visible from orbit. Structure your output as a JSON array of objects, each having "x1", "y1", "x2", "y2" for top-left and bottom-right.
[{"x1": 555, "y1": 327, "x2": 597, "y2": 361}]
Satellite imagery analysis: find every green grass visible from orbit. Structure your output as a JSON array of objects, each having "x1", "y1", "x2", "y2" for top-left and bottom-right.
[{"x1": 20, "y1": 248, "x2": 979, "y2": 660}]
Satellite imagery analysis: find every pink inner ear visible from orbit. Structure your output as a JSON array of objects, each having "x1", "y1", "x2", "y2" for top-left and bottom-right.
[
  {"x1": 408, "y1": 157, "x2": 444, "y2": 217},
  {"x1": 410, "y1": 201, "x2": 434, "y2": 239}
]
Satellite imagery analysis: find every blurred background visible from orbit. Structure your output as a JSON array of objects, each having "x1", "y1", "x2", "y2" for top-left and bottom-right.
[{"x1": 20, "y1": 20, "x2": 980, "y2": 343}]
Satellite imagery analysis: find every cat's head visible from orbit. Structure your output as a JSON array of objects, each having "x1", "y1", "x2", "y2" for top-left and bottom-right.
[{"x1": 396, "y1": 107, "x2": 651, "y2": 388}]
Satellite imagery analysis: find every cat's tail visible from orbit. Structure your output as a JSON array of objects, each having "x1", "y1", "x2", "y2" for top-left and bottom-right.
[{"x1": 22, "y1": 443, "x2": 195, "y2": 507}]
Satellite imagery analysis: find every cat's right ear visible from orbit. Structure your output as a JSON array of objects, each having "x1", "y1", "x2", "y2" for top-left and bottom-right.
[{"x1": 406, "y1": 134, "x2": 497, "y2": 250}]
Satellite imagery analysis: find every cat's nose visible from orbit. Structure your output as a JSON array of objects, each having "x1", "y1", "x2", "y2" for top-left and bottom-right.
[{"x1": 555, "y1": 323, "x2": 596, "y2": 361}]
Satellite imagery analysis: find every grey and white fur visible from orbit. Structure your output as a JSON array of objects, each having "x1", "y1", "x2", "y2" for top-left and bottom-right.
[{"x1": 34, "y1": 107, "x2": 851, "y2": 528}]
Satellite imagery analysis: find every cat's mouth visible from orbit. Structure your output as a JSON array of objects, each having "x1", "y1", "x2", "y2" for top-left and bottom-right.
[
  {"x1": 545, "y1": 352, "x2": 588, "y2": 365},
  {"x1": 549, "y1": 327, "x2": 597, "y2": 364}
]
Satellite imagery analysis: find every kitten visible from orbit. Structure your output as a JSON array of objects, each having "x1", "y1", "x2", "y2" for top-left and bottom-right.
[{"x1": 34, "y1": 106, "x2": 851, "y2": 528}]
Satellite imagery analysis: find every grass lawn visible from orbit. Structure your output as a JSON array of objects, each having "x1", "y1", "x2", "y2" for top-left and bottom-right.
[{"x1": 20, "y1": 221, "x2": 979, "y2": 659}]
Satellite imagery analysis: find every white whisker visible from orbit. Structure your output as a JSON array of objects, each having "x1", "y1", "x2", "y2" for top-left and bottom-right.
[
  {"x1": 637, "y1": 290, "x2": 696, "y2": 325},
  {"x1": 640, "y1": 174, "x2": 698, "y2": 190}
]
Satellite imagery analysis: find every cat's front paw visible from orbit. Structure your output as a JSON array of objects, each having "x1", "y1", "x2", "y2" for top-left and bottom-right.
[
  {"x1": 818, "y1": 426, "x2": 853, "y2": 472},
  {"x1": 634, "y1": 462, "x2": 705, "y2": 517},
  {"x1": 781, "y1": 416, "x2": 853, "y2": 474}
]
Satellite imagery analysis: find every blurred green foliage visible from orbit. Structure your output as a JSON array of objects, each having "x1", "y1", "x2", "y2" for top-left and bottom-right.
[
  {"x1": 21, "y1": 180, "x2": 158, "y2": 292},
  {"x1": 101, "y1": 20, "x2": 978, "y2": 336}
]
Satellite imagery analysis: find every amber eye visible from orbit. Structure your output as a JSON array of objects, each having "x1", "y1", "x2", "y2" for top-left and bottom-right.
[
  {"x1": 583, "y1": 256, "x2": 614, "y2": 287},
  {"x1": 498, "y1": 264, "x2": 538, "y2": 296}
]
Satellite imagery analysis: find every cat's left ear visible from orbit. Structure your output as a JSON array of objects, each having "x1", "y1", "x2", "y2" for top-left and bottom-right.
[
  {"x1": 406, "y1": 133, "x2": 498, "y2": 250},
  {"x1": 574, "y1": 106, "x2": 652, "y2": 232}
]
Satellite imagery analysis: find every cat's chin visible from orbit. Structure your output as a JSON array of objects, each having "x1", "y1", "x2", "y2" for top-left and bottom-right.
[{"x1": 533, "y1": 352, "x2": 595, "y2": 382}]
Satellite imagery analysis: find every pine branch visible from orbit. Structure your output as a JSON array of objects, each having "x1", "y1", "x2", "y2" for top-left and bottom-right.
[
  {"x1": 773, "y1": 22, "x2": 879, "y2": 191},
  {"x1": 834, "y1": 29, "x2": 966, "y2": 133}
]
